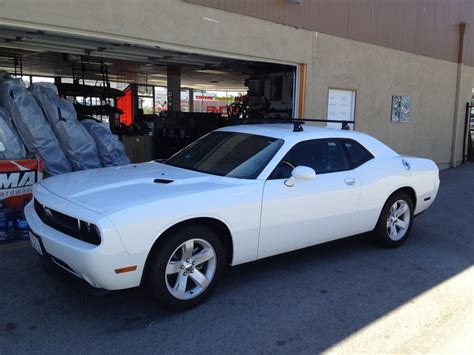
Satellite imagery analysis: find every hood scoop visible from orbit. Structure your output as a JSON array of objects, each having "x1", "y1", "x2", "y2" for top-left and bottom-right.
[{"x1": 154, "y1": 178, "x2": 174, "y2": 184}]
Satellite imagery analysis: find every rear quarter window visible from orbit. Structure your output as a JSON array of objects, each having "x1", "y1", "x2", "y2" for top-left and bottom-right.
[{"x1": 341, "y1": 139, "x2": 374, "y2": 169}]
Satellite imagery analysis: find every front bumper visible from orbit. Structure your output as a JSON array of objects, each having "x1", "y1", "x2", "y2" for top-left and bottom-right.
[
  {"x1": 36, "y1": 235, "x2": 110, "y2": 296},
  {"x1": 25, "y1": 188, "x2": 147, "y2": 291}
]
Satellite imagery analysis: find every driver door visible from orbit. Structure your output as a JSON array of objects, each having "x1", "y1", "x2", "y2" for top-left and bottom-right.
[{"x1": 258, "y1": 139, "x2": 362, "y2": 259}]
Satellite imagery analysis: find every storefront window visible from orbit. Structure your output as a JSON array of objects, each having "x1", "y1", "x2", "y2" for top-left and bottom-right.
[
  {"x1": 137, "y1": 85, "x2": 154, "y2": 114},
  {"x1": 13, "y1": 75, "x2": 31, "y2": 87},
  {"x1": 181, "y1": 89, "x2": 189, "y2": 112},
  {"x1": 193, "y1": 90, "x2": 245, "y2": 116},
  {"x1": 138, "y1": 85, "x2": 154, "y2": 97},
  {"x1": 31, "y1": 76, "x2": 55, "y2": 84},
  {"x1": 138, "y1": 97, "x2": 154, "y2": 114},
  {"x1": 155, "y1": 86, "x2": 167, "y2": 113}
]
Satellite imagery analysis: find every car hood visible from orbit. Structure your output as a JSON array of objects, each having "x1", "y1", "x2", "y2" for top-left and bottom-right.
[{"x1": 40, "y1": 162, "x2": 239, "y2": 214}]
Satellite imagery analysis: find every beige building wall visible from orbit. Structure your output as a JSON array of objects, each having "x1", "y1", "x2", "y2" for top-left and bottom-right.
[
  {"x1": 0, "y1": 0, "x2": 313, "y2": 66},
  {"x1": 310, "y1": 33, "x2": 474, "y2": 168},
  {"x1": 0, "y1": 0, "x2": 472, "y2": 168}
]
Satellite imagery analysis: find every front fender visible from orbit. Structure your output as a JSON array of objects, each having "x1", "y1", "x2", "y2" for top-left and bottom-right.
[{"x1": 106, "y1": 181, "x2": 264, "y2": 265}]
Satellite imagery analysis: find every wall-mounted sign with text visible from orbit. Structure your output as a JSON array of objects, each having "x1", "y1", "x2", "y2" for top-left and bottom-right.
[{"x1": 327, "y1": 89, "x2": 355, "y2": 130}]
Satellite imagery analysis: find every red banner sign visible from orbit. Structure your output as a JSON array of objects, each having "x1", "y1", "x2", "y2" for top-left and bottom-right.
[
  {"x1": 1, "y1": 158, "x2": 43, "y2": 242},
  {"x1": 196, "y1": 95, "x2": 215, "y2": 100}
]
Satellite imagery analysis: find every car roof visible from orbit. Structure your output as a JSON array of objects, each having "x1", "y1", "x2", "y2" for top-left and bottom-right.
[
  {"x1": 217, "y1": 123, "x2": 399, "y2": 158},
  {"x1": 218, "y1": 123, "x2": 342, "y2": 139}
]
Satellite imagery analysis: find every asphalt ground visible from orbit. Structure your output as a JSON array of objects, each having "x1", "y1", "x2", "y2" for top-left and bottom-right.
[{"x1": 0, "y1": 164, "x2": 473, "y2": 354}]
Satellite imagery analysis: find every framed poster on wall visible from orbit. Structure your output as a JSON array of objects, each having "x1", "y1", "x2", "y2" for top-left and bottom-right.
[{"x1": 391, "y1": 95, "x2": 411, "y2": 122}]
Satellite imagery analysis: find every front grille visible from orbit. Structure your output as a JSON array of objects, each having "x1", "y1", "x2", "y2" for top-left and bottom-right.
[{"x1": 34, "y1": 199, "x2": 101, "y2": 245}]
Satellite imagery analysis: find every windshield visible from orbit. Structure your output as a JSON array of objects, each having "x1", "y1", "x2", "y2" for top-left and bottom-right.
[{"x1": 164, "y1": 131, "x2": 284, "y2": 179}]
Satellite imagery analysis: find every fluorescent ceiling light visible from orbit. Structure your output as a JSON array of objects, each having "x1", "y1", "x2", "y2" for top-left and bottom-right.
[
  {"x1": 195, "y1": 69, "x2": 228, "y2": 75},
  {"x1": 89, "y1": 51, "x2": 148, "y2": 62},
  {"x1": 24, "y1": 38, "x2": 99, "y2": 51},
  {"x1": 0, "y1": 41, "x2": 85, "y2": 55}
]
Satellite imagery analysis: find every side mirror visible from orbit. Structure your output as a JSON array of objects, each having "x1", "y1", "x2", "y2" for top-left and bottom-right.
[{"x1": 284, "y1": 166, "x2": 316, "y2": 187}]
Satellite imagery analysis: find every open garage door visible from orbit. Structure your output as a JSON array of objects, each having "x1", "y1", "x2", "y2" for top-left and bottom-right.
[{"x1": 0, "y1": 26, "x2": 297, "y2": 159}]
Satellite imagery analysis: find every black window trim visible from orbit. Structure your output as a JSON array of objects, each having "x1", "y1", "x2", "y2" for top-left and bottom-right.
[
  {"x1": 267, "y1": 137, "x2": 375, "y2": 180},
  {"x1": 339, "y1": 138, "x2": 375, "y2": 169}
]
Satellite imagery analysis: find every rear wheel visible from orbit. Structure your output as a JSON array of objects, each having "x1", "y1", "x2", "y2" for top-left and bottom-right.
[
  {"x1": 373, "y1": 191, "x2": 414, "y2": 247},
  {"x1": 147, "y1": 225, "x2": 225, "y2": 310}
]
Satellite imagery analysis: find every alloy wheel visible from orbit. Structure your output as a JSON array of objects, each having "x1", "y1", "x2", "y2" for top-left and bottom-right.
[
  {"x1": 386, "y1": 199, "x2": 411, "y2": 241},
  {"x1": 165, "y1": 238, "x2": 217, "y2": 300}
]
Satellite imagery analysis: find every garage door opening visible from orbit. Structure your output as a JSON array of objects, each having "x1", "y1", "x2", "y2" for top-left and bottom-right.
[{"x1": 0, "y1": 27, "x2": 297, "y2": 160}]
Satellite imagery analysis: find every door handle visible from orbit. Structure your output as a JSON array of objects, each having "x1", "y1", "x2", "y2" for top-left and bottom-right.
[{"x1": 344, "y1": 177, "x2": 356, "y2": 186}]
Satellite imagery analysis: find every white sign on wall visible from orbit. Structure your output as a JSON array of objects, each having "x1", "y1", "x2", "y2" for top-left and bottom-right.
[{"x1": 327, "y1": 89, "x2": 356, "y2": 129}]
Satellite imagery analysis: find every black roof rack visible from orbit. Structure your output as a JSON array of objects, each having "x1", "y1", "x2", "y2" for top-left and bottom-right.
[{"x1": 232, "y1": 118, "x2": 355, "y2": 132}]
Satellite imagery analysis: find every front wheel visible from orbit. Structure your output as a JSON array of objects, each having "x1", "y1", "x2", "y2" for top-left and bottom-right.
[
  {"x1": 147, "y1": 225, "x2": 225, "y2": 310},
  {"x1": 373, "y1": 192, "x2": 414, "y2": 248}
]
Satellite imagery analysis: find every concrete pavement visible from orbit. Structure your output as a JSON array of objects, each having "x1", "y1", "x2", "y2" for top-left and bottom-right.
[{"x1": 0, "y1": 164, "x2": 473, "y2": 354}]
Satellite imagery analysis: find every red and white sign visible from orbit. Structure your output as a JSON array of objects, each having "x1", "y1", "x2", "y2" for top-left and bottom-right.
[
  {"x1": 195, "y1": 95, "x2": 215, "y2": 100},
  {"x1": 219, "y1": 106, "x2": 228, "y2": 115},
  {"x1": 0, "y1": 159, "x2": 43, "y2": 210},
  {"x1": 206, "y1": 106, "x2": 218, "y2": 113}
]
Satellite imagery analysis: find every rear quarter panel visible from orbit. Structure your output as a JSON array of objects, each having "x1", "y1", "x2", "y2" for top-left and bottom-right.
[{"x1": 354, "y1": 156, "x2": 439, "y2": 231}]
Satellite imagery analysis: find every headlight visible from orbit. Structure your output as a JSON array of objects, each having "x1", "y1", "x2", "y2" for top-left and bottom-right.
[
  {"x1": 79, "y1": 221, "x2": 101, "y2": 245},
  {"x1": 34, "y1": 199, "x2": 101, "y2": 245}
]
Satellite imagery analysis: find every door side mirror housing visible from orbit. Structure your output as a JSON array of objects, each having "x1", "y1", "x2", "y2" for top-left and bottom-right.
[{"x1": 284, "y1": 166, "x2": 316, "y2": 187}]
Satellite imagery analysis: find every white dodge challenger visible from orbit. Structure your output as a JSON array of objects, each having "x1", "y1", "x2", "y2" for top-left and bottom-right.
[{"x1": 25, "y1": 123, "x2": 439, "y2": 309}]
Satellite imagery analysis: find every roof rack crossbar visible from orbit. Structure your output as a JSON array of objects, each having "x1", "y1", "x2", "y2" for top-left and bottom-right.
[{"x1": 232, "y1": 118, "x2": 355, "y2": 131}]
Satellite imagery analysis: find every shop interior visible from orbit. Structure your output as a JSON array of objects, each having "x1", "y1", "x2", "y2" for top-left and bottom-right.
[{"x1": 0, "y1": 27, "x2": 297, "y2": 162}]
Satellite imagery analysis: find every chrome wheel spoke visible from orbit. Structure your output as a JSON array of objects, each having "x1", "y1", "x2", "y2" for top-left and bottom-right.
[
  {"x1": 173, "y1": 273, "x2": 188, "y2": 299},
  {"x1": 166, "y1": 261, "x2": 181, "y2": 275},
  {"x1": 395, "y1": 203, "x2": 408, "y2": 217},
  {"x1": 182, "y1": 240, "x2": 194, "y2": 260},
  {"x1": 193, "y1": 247, "x2": 214, "y2": 265},
  {"x1": 189, "y1": 269, "x2": 210, "y2": 288},
  {"x1": 389, "y1": 224, "x2": 398, "y2": 239},
  {"x1": 390, "y1": 204, "x2": 397, "y2": 216},
  {"x1": 395, "y1": 219, "x2": 408, "y2": 230}
]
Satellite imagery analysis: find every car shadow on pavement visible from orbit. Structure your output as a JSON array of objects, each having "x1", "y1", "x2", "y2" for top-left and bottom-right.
[{"x1": 0, "y1": 164, "x2": 473, "y2": 353}]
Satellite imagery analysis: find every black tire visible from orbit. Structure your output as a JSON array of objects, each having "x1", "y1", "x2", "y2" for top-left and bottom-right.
[
  {"x1": 373, "y1": 191, "x2": 414, "y2": 248},
  {"x1": 147, "y1": 224, "x2": 225, "y2": 310}
]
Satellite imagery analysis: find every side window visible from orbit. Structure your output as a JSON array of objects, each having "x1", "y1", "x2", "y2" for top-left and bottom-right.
[
  {"x1": 341, "y1": 139, "x2": 374, "y2": 169},
  {"x1": 270, "y1": 139, "x2": 350, "y2": 179}
]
